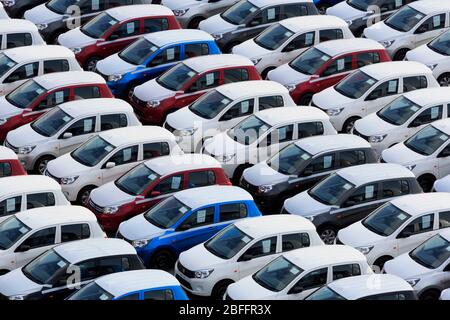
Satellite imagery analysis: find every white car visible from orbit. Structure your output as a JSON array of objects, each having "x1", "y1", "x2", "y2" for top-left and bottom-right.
[
  {"x1": 385, "y1": 228, "x2": 450, "y2": 300},
  {"x1": 337, "y1": 192, "x2": 450, "y2": 269},
  {"x1": 225, "y1": 245, "x2": 372, "y2": 300},
  {"x1": 353, "y1": 87, "x2": 450, "y2": 156},
  {"x1": 202, "y1": 106, "x2": 337, "y2": 181},
  {"x1": 0, "y1": 2, "x2": 8, "y2": 19},
  {"x1": 232, "y1": 15, "x2": 354, "y2": 77},
  {"x1": 5, "y1": 98, "x2": 141, "y2": 174},
  {"x1": 381, "y1": 118, "x2": 450, "y2": 191},
  {"x1": 364, "y1": 0, "x2": 450, "y2": 60},
  {"x1": 311, "y1": 61, "x2": 439, "y2": 133},
  {"x1": 0, "y1": 45, "x2": 81, "y2": 96},
  {"x1": 0, "y1": 205, "x2": 105, "y2": 274},
  {"x1": 0, "y1": 175, "x2": 70, "y2": 223},
  {"x1": 175, "y1": 215, "x2": 324, "y2": 298},
  {"x1": 433, "y1": 174, "x2": 450, "y2": 192},
  {"x1": 45, "y1": 126, "x2": 183, "y2": 204},
  {"x1": 165, "y1": 80, "x2": 295, "y2": 153},
  {"x1": 0, "y1": 19, "x2": 45, "y2": 51}
]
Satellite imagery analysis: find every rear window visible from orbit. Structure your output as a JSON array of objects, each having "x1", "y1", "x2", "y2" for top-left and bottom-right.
[
  {"x1": 224, "y1": 68, "x2": 249, "y2": 84},
  {"x1": 184, "y1": 43, "x2": 209, "y2": 59},
  {"x1": 100, "y1": 114, "x2": 128, "y2": 131},
  {"x1": 44, "y1": 60, "x2": 70, "y2": 73},
  {"x1": 6, "y1": 33, "x2": 32, "y2": 49},
  {"x1": 61, "y1": 223, "x2": 90, "y2": 242}
]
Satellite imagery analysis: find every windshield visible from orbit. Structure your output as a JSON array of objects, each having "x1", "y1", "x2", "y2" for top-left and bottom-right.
[
  {"x1": 335, "y1": 70, "x2": 377, "y2": 99},
  {"x1": 428, "y1": 31, "x2": 450, "y2": 56},
  {"x1": 81, "y1": 13, "x2": 118, "y2": 39},
  {"x1": 254, "y1": 24, "x2": 294, "y2": 51},
  {"x1": 144, "y1": 196, "x2": 191, "y2": 229},
  {"x1": 6, "y1": 80, "x2": 46, "y2": 109},
  {"x1": 23, "y1": 249, "x2": 69, "y2": 285},
  {"x1": 31, "y1": 107, "x2": 73, "y2": 137},
  {"x1": 68, "y1": 282, "x2": 113, "y2": 300},
  {"x1": 71, "y1": 136, "x2": 115, "y2": 167},
  {"x1": 377, "y1": 96, "x2": 421, "y2": 126},
  {"x1": 0, "y1": 217, "x2": 31, "y2": 250},
  {"x1": 115, "y1": 164, "x2": 160, "y2": 196},
  {"x1": 268, "y1": 144, "x2": 311, "y2": 175},
  {"x1": 346, "y1": 0, "x2": 374, "y2": 11},
  {"x1": 119, "y1": 38, "x2": 159, "y2": 66},
  {"x1": 253, "y1": 256, "x2": 303, "y2": 292},
  {"x1": 157, "y1": 63, "x2": 198, "y2": 91},
  {"x1": 0, "y1": 53, "x2": 17, "y2": 78},
  {"x1": 308, "y1": 173, "x2": 355, "y2": 206},
  {"x1": 227, "y1": 115, "x2": 271, "y2": 145},
  {"x1": 290, "y1": 47, "x2": 331, "y2": 75},
  {"x1": 410, "y1": 234, "x2": 450, "y2": 269},
  {"x1": 362, "y1": 203, "x2": 411, "y2": 237},
  {"x1": 46, "y1": 0, "x2": 78, "y2": 14},
  {"x1": 221, "y1": 0, "x2": 258, "y2": 25},
  {"x1": 385, "y1": 6, "x2": 425, "y2": 32},
  {"x1": 404, "y1": 125, "x2": 449, "y2": 156},
  {"x1": 189, "y1": 90, "x2": 232, "y2": 119},
  {"x1": 306, "y1": 285, "x2": 346, "y2": 300},
  {"x1": 204, "y1": 225, "x2": 253, "y2": 259}
]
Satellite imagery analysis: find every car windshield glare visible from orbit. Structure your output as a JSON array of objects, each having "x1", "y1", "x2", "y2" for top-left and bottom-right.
[
  {"x1": 46, "y1": 0, "x2": 78, "y2": 14},
  {"x1": 71, "y1": 136, "x2": 115, "y2": 167},
  {"x1": 81, "y1": 12, "x2": 118, "y2": 39},
  {"x1": 308, "y1": 173, "x2": 355, "y2": 206},
  {"x1": 306, "y1": 285, "x2": 346, "y2": 300},
  {"x1": 0, "y1": 217, "x2": 31, "y2": 250},
  {"x1": 227, "y1": 115, "x2": 271, "y2": 145},
  {"x1": 347, "y1": 0, "x2": 374, "y2": 11},
  {"x1": 377, "y1": 96, "x2": 421, "y2": 126},
  {"x1": 253, "y1": 256, "x2": 303, "y2": 292},
  {"x1": 204, "y1": 225, "x2": 253, "y2": 259},
  {"x1": 157, "y1": 63, "x2": 198, "y2": 91},
  {"x1": 404, "y1": 125, "x2": 449, "y2": 156},
  {"x1": 6, "y1": 80, "x2": 46, "y2": 109},
  {"x1": 68, "y1": 282, "x2": 114, "y2": 300},
  {"x1": 115, "y1": 164, "x2": 160, "y2": 196},
  {"x1": 254, "y1": 24, "x2": 294, "y2": 51},
  {"x1": 221, "y1": 0, "x2": 258, "y2": 25},
  {"x1": 0, "y1": 53, "x2": 17, "y2": 79},
  {"x1": 23, "y1": 249, "x2": 69, "y2": 285},
  {"x1": 144, "y1": 196, "x2": 191, "y2": 229},
  {"x1": 385, "y1": 6, "x2": 425, "y2": 32},
  {"x1": 189, "y1": 90, "x2": 232, "y2": 119},
  {"x1": 268, "y1": 144, "x2": 312, "y2": 175},
  {"x1": 290, "y1": 47, "x2": 331, "y2": 75},
  {"x1": 362, "y1": 203, "x2": 411, "y2": 237},
  {"x1": 428, "y1": 31, "x2": 450, "y2": 56},
  {"x1": 31, "y1": 107, "x2": 73, "y2": 137},
  {"x1": 119, "y1": 38, "x2": 159, "y2": 66},
  {"x1": 409, "y1": 234, "x2": 450, "y2": 269},
  {"x1": 334, "y1": 70, "x2": 376, "y2": 99}
]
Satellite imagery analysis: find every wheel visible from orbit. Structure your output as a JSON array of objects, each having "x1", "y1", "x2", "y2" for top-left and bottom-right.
[
  {"x1": 261, "y1": 67, "x2": 275, "y2": 80},
  {"x1": 150, "y1": 250, "x2": 175, "y2": 271},
  {"x1": 84, "y1": 57, "x2": 101, "y2": 72},
  {"x1": 417, "y1": 174, "x2": 436, "y2": 193},
  {"x1": 419, "y1": 289, "x2": 440, "y2": 300},
  {"x1": 438, "y1": 73, "x2": 450, "y2": 87},
  {"x1": 188, "y1": 17, "x2": 205, "y2": 29},
  {"x1": 77, "y1": 186, "x2": 96, "y2": 206},
  {"x1": 342, "y1": 117, "x2": 360, "y2": 133},
  {"x1": 232, "y1": 164, "x2": 251, "y2": 185},
  {"x1": 34, "y1": 155, "x2": 55, "y2": 175},
  {"x1": 393, "y1": 49, "x2": 409, "y2": 61},
  {"x1": 318, "y1": 225, "x2": 337, "y2": 245},
  {"x1": 298, "y1": 93, "x2": 314, "y2": 106},
  {"x1": 212, "y1": 280, "x2": 234, "y2": 299},
  {"x1": 373, "y1": 256, "x2": 392, "y2": 272}
]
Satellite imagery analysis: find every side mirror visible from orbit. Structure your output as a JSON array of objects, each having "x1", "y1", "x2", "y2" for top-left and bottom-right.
[
  {"x1": 443, "y1": 263, "x2": 450, "y2": 272},
  {"x1": 248, "y1": 20, "x2": 259, "y2": 27},
  {"x1": 220, "y1": 114, "x2": 233, "y2": 122},
  {"x1": 62, "y1": 132, "x2": 73, "y2": 139},
  {"x1": 365, "y1": 93, "x2": 379, "y2": 101},
  {"x1": 288, "y1": 285, "x2": 303, "y2": 294},
  {"x1": 397, "y1": 230, "x2": 413, "y2": 239},
  {"x1": 150, "y1": 191, "x2": 161, "y2": 198},
  {"x1": 177, "y1": 223, "x2": 191, "y2": 231},
  {"x1": 17, "y1": 244, "x2": 31, "y2": 252},
  {"x1": 109, "y1": 34, "x2": 119, "y2": 41},
  {"x1": 105, "y1": 162, "x2": 116, "y2": 169},
  {"x1": 415, "y1": 26, "x2": 427, "y2": 35},
  {"x1": 238, "y1": 254, "x2": 253, "y2": 262},
  {"x1": 438, "y1": 150, "x2": 450, "y2": 158},
  {"x1": 408, "y1": 120, "x2": 421, "y2": 128},
  {"x1": 344, "y1": 200, "x2": 356, "y2": 208}
]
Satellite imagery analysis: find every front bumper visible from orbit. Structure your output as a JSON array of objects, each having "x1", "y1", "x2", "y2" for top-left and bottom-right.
[{"x1": 174, "y1": 262, "x2": 214, "y2": 297}]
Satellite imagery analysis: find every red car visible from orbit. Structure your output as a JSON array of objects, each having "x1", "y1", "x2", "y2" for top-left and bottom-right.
[
  {"x1": 129, "y1": 54, "x2": 262, "y2": 125},
  {"x1": 87, "y1": 154, "x2": 232, "y2": 232},
  {"x1": 57, "y1": 4, "x2": 181, "y2": 71},
  {"x1": 267, "y1": 38, "x2": 391, "y2": 105},
  {"x1": 0, "y1": 146, "x2": 27, "y2": 177},
  {"x1": 0, "y1": 71, "x2": 113, "y2": 141}
]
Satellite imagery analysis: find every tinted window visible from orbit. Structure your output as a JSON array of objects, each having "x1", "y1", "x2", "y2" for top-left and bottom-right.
[
  {"x1": 188, "y1": 171, "x2": 216, "y2": 188},
  {"x1": 144, "y1": 289, "x2": 174, "y2": 300},
  {"x1": 294, "y1": 268, "x2": 327, "y2": 291},
  {"x1": 61, "y1": 223, "x2": 90, "y2": 242},
  {"x1": 251, "y1": 6, "x2": 281, "y2": 25},
  {"x1": 6, "y1": 33, "x2": 32, "y2": 49},
  {"x1": 263, "y1": 125, "x2": 294, "y2": 145},
  {"x1": 439, "y1": 211, "x2": 450, "y2": 229},
  {"x1": 332, "y1": 264, "x2": 361, "y2": 280},
  {"x1": 110, "y1": 21, "x2": 140, "y2": 39},
  {"x1": 298, "y1": 122, "x2": 324, "y2": 139},
  {"x1": 280, "y1": 4, "x2": 308, "y2": 19},
  {"x1": 381, "y1": 180, "x2": 410, "y2": 198},
  {"x1": 0, "y1": 162, "x2": 12, "y2": 177},
  {"x1": 100, "y1": 114, "x2": 128, "y2": 131},
  {"x1": 106, "y1": 145, "x2": 138, "y2": 166},
  {"x1": 344, "y1": 184, "x2": 378, "y2": 206},
  {"x1": 219, "y1": 203, "x2": 247, "y2": 222},
  {"x1": 74, "y1": 86, "x2": 101, "y2": 99},
  {"x1": 411, "y1": 105, "x2": 443, "y2": 126},
  {"x1": 96, "y1": 256, "x2": 130, "y2": 276},
  {"x1": 417, "y1": 14, "x2": 446, "y2": 33},
  {"x1": 0, "y1": 196, "x2": 21, "y2": 217},
  {"x1": 402, "y1": 214, "x2": 434, "y2": 235},
  {"x1": 44, "y1": 60, "x2": 70, "y2": 74},
  {"x1": 20, "y1": 227, "x2": 56, "y2": 249},
  {"x1": 181, "y1": 207, "x2": 215, "y2": 228},
  {"x1": 282, "y1": 233, "x2": 310, "y2": 252},
  {"x1": 403, "y1": 76, "x2": 428, "y2": 93},
  {"x1": 259, "y1": 96, "x2": 284, "y2": 111},
  {"x1": 221, "y1": 99, "x2": 254, "y2": 120},
  {"x1": 143, "y1": 142, "x2": 170, "y2": 159},
  {"x1": 338, "y1": 150, "x2": 366, "y2": 168},
  {"x1": 322, "y1": 56, "x2": 353, "y2": 77},
  {"x1": 243, "y1": 236, "x2": 277, "y2": 258},
  {"x1": 367, "y1": 79, "x2": 399, "y2": 100},
  {"x1": 26, "y1": 192, "x2": 56, "y2": 209},
  {"x1": 184, "y1": 43, "x2": 209, "y2": 59},
  {"x1": 319, "y1": 29, "x2": 343, "y2": 42},
  {"x1": 224, "y1": 68, "x2": 249, "y2": 84},
  {"x1": 356, "y1": 52, "x2": 380, "y2": 68},
  {"x1": 302, "y1": 154, "x2": 335, "y2": 175},
  {"x1": 4, "y1": 62, "x2": 39, "y2": 83},
  {"x1": 37, "y1": 89, "x2": 70, "y2": 109},
  {"x1": 117, "y1": 293, "x2": 140, "y2": 300},
  {"x1": 284, "y1": 32, "x2": 315, "y2": 51},
  {"x1": 153, "y1": 175, "x2": 183, "y2": 194},
  {"x1": 65, "y1": 116, "x2": 96, "y2": 136},
  {"x1": 188, "y1": 72, "x2": 220, "y2": 92},
  {"x1": 144, "y1": 18, "x2": 169, "y2": 33},
  {"x1": 148, "y1": 46, "x2": 180, "y2": 67}
]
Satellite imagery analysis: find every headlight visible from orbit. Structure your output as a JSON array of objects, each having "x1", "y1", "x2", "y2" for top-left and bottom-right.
[
  {"x1": 257, "y1": 185, "x2": 273, "y2": 194},
  {"x1": 355, "y1": 245, "x2": 374, "y2": 255},
  {"x1": 173, "y1": 8, "x2": 189, "y2": 16},
  {"x1": 176, "y1": 128, "x2": 198, "y2": 136},
  {"x1": 108, "y1": 74, "x2": 122, "y2": 82},
  {"x1": 212, "y1": 33, "x2": 224, "y2": 40},
  {"x1": 60, "y1": 176, "x2": 79, "y2": 185},
  {"x1": 147, "y1": 100, "x2": 160, "y2": 108},
  {"x1": 71, "y1": 47, "x2": 82, "y2": 55},
  {"x1": 251, "y1": 58, "x2": 262, "y2": 65},
  {"x1": 381, "y1": 40, "x2": 395, "y2": 48},
  {"x1": 17, "y1": 145, "x2": 36, "y2": 154},
  {"x1": 346, "y1": 20, "x2": 353, "y2": 26},
  {"x1": 427, "y1": 64, "x2": 438, "y2": 71},
  {"x1": 8, "y1": 295, "x2": 26, "y2": 300},
  {"x1": 194, "y1": 269, "x2": 214, "y2": 279},
  {"x1": 132, "y1": 239, "x2": 149, "y2": 248},
  {"x1": 102, "y1": 206, "x2": 118, "y2": 215},
  {"x1": 0, "y1": 118, "x2": 8, "y2": 125},
  {"x1": 36, "y1": 23, "x2": 48, "y2": 30},
  {"x1": 326, "y1": 108, "x2": 344, "y2": 116},
  {"x1": 406, "y1": 278, "x2": 420, "y2": 287},
  {"x1": 285, "y1": 84, "x2": 297, "y2": 92},
  {"x1": 369, "y1": 134, "x2": 387, "y2": 143},
  {"x1": 405, "y1": 164, "x2": 416, "y2": 171},
  {"x1": 2, "y1": 0, "x2": 15, "y2": 6},
  {"x1": 217, "y1": 154, "x2": 235, "y2": 163}
]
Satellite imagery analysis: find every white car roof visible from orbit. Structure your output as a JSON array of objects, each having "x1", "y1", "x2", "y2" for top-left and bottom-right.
[
  {"x1": 174, "y1": 186, "x2": 252, "y2": 209},
  {"x1": 183, "y1": 54, "x2": 253, "y2": 74},
  {"x1": 145, "y1": 29, "x2": 214, "y2": 47},
  {"x1": 361, "y1": 61, "x2": 432, "y2": 81},
  {"x1": 328, "y1": 274, "x2": 413, "y2": 300},
  {"x1": 0, "y1": 145, "x2": 18, "y2": 160},
  {"x1": 337, "y1": 163, "x2": 415, "y2": 186},
  {"x1": 235, "y1": 215, "x2": 316, "y2": 239},
  {"x1": 107, "y1": 4, "x2": 173, "y2": 21},
  {"x1": 430, "y1": 118, "x2": 450, "y2": 135},
  {"x1": 145, "y1": 154, "x2": 221, "y2": 176},
  {"x1": 250, "y1": 0, "x2": 313, "y2": 8},
  {"x1": 256, "y1": 106, "x2": 329, "y2": 127},
  {"x1": 216, "y1": 80, "x2": 288, "y2": 101},
  {"x1": 405, "y1": 87, "x2": 450, "y2": 107},
  {"x1": 0, "y1": 19, "x2": 39, "y2": 33},
  {"x1": 390, "y1": 193, "x2": 450, "y2": 217},
  {"x1": 318, "y1": 38, "x2": 384, "y2": 57},
  {"x1": 99, "y1": 126, "x2": 174, "y2": 146},
  {"x1": 297, "y1": 134, "x2": 371, "y2": 156},
  {"x1": 4, "y1": 45, "x2": 74, "y2": 63},
  {"x1": 410, "y1": 0, "x2": 450, "y2": 16},
  {"x1": 16, "y1": 206, "x2": 96, "y2": 230},
  {"x1": 95, "y1": 270, "x2": 180, "y2": 297},
  {"x1": 0, "y1": 175, "x2": 61, "y2": 195},
  {"x1": 60, "y1": 98, "x2": 133, "y2": 118},
  {"x1": 34, "y1": 71, "x2": 105, "y2": 90},
  {"x1": 54, "y1": 238, "x2": 135, "y2": 264},
  {"x1": 280, "y1": 15, "x2": 348, "y2": 34}
]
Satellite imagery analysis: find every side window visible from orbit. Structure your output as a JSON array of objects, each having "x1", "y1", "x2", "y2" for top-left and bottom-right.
[
  {"x1": 411, "y1": 105, "x2": 443, "y2": 127},
  {"x1": 356, "y1": 52, "x2": 380, "y2": 68},
  {"x1": 438, "y1": 143, "x2": 450, "y2": 158},
  {"x1": 220, "y1": 99, "x2": 254, "y2": 120},
  {"x1": 188, "y1": 170, "x2": 216, "y2": 188},
  {"x1": 106, "y1": 145, "x2": 139, "y2": 166},
  {"x1": 401, "y1": 214, "x2": 434, "y2": 235},
  {"x1": 37, "y1": 89, "x2": 70, "y2": 109},
  {"x1": 19, "y1": 227, "x2": 56, "y2": 249},
  {"x1": 65, "y1": 116, "x2": 96, "y2": 137},
  {"x1": 143, "y1": 289, "x2": 174, "y2": 300},
  {"x1": 44, "y1": 60, "x2": 70, "y2": 74},
  {"x1": 74, "y1": 86, "x2": 101, "y2": 99},
  {"x1": 4, "y1": 62, "x2": 39, "y2": 83},
  {"x1": 242, "y1": 236, "x2": 277, "y2": 258},
  {"x1": 258, "y1": 96, "x2": 284, "y2": 111},
  {"x1": 282, "y1": 233, "x2": 310, "y2": 252},
  {"x1": 0, "y1": 196, "x2": 22, "y2": 217},
  {"x1": 100, "y1": 114, "x2": 128, "y2": 131},
  {"x1": 293, "y1": 268, "x2": 327, "y2": 291},
  {"x1": 181, "y1": 207, "x2": 215, "y2": 229},
  {"x1": 224, "y1": 68, "x2": 249, "y2": 84},
  {"x1": 117, "y1": 293, "x2": 140, "y2": 300},
  {"x1": 110, "y1": 20, "x2": 140, "y2": 39},
  {"x1": 332, "y1": 264, "x2": 361, "y2": 281},
  {"x1": 322, "y1": 56, "x2": 353, "y2": 77},
  {"x1": 416, "y1": 14, "x2": 446, "y2": 33},
  {"x1": 438, "y1": 211, "x2": 450, "y2": 229},
  {"x1": 219, "y1": 203, "x2": 248, "y2": 222},
  {"x1": 283, "y1": 32, "x2": 315, "y2": 52},
  {"x1": 280, "y1": 4, "x2": 308, "y2": 19},
  {"x1": 0, "y1": 162, "x2": 12, "y2": 177},
  {"x1": 26, "y1": 192, "x2": 56, "y2": 209},
  {"x1": 79, "y1": 0, "x2": 106, "y2": 13},
  {"x1": 344, "y1": 184, "x2": 379, "y2": 206},
  {"x1": 96, "y1": 256, "x2": 130, "y2": 277},
  {"x1": 367, "y1": 79, "x2": 399, "y2": 100},
  {"x1": 263, "y1": 125, "x2": 294, "y2": 146},
  {"x1": 144, "y1": 18, "x2": 169, "y2": 33},
  {"x1": 143, "y1": 142, "x2": 170, "y2": 160},
  {"x1": 61, "y1": 223, "x2": 90, "y2": 242},
  {"x1": 153, "y1": 175, "x2": 183, "y2": 194},
  {"x1": 188, "y1": 72, "x2": 220, "y2": 92},
  {"x1": 338, "y1": 150, "x2": 366, "y2": 168},
  {"x1": 301, "y1": 153, "x2": 335, "y2": 176},
  {"x1": 184, "y1": 43, "x2": 209, "y2": 59},
  {"x1": 78, "y1": 260, "x2": 99, "y2": 281},
  {"x1": 254, "y1": 6, "x2": 281, "y2": 25},
  {"x1": 403, "y1": 76, "x2": 428, "y2": 93},
  {"x1": 381, "y1": 180, "x2": 410, "y2": 198},
  {"x1": 6, "y1": 33, "x2": 32, "y2": 49},
  {"x1": 148, "y1": 46, "x2": 181, "y2": 67},
  {"x1": 298, "y1": 122, "x2": 324, "y2": 139},
  {"x1": 319, "y1": 29, "x2": 344, "y2": 42},
  {"x1": 380, "y1": 0, "x2": 401, "y2": 12}
]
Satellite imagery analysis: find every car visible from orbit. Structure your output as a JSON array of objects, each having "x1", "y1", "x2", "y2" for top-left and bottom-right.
[
  {"x1": 23, "y1": 0, "x2": 155, "y2": 43},
  {"x1": 282, "y1": 163, "x2": 422, "y2": 244},
  {"x1": 354, "y1": 88, "x2": 450, "y2": 157},
  {"x1": 199, "y1": 0, "x2": 320, "y2": 52},
  {"x1": 337, "y1": 192, "x2": 450, "y2": 269},
  {"x1": 164, "y1": 80, "x2": 295, "y2": 153},
  {"x1": 0, "y1": 205, "x2": 106, "y2": 274},
  {"x1": 440, "y1": 288, "x2": 450, "y2": 300},
  {"x1": 311, "y1": 61, "x2": 439, "y2": 133},
  {"x1": 0, "y1": 175, "x2": 70, "y2": 223},
  {"x1": 233, "y1": 15, "x2": 354, "y2": 78},
  {"x1": 0, "y1": 145, "x2": 26, "y2": 177},
  {"x1": 0, "y1": 2, "x2": 8, "y2": 19},
  {"x1": 0, "y1": 71, "x2": 113, "y2": 142},
  {"x1": 240, "y1": 134, "x2": 377, "y2": 213},
  {"x1": 268, "y1": 38, "x2": 390, "y2": 105},
  {"x1": 381, "y1": 118, "x2": 450, "y2": 191},
  {"x1": 433, "y1": 174, "x2": 450, "y2": 192},
  {"x1": 175, "y1": 215, "x2": 324, "y2": 298},
  {"x1": 384, "y1": 229, "x2": 450, "y2": 300},
  {"x1": 364, "y1": 0, "x2": 450, "y2": 61},
  {"x1": 67, "y1": 269, "x2": 189, "y2": 300},
  {"x1": 96, "y1": 29, "x2": 220, "y2": 98},
  {"x1": 45, "y1": 126, "x2": 183, "y2": 205},
  {"x1": 202, "y1": 107, "x2": 337, "y2": 182},
  {"x1": 0, "y1": 19, "x2": 45, "y2": 51},
  {"x1": 0, "y1": 0, "x2": 46, "y2": 19},
  {"x1": 5, "y1": 98, "x2": 141, "y2": 174},
  {"x1": 225, "y1": 245, "x2": 372, "y2": 300},
  {"x1": 0, "y1": 45, "x2": 82, "y2": 96},
  {"x1": 305, "y1": 274, "x2": 417, "y2": 300},
  {"x1": 88, "y1": 153, "x2": 231, "y2": 232},
  {"x1": 57, "y1": 4, "x2": 181, "y2": 71},
  {"x1": 0, "y1": 238, "x2": 145, "y2": 300},
  {"x1": 129, "y1": 54, "x2": 261, "y2": 125}
]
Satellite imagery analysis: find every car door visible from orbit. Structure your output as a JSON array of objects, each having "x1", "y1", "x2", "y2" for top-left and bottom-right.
[
  {"x1": 218, "y1": 98, "x2": 255, "y2": 131},
  {"x1": 413, "y1": 13, "x2": 448, "y2": 47},
  {"x1": 406, "y1": 104, "x2": 443, "y2": 140},
  {"x1": 286, "y1": 267, "x2": 328, "y2": 300},
  {"x1": 0, "y1": 195, "x2": 22, "y2": 223},
  {"x1": 279, "y1": 31, "x2": 316, "y2": 65},
  {"x1": 176, "y1": 71, "x2": 221, "y2": 107},
  {"x1": 364, "y1": 78, "x2": 400, "y2": 115},
  {"x1": 100, "y1": 144, "x2": 140, "y2": 184},
  {"x1": 14, "y1": 226, "x2": 57, "y2": 268},
  {"x1": 25, "y1": 192, "x2": 56, "y2": 210},
  {"x1": 141, "y1": 173, "x2": 185, "y2": 211},
  {"x1": 316, "y1": 54, "x2": 354, "y2": 92},
  {"x1": 58, "y1": 116, "x2": 97, "y2": 155},
  {"x1": 237, "y1": 236, "x2": 278, "y2": 279},
  {"x1": 145, "y1": 45, "x2": 181, "y2": 81},
  {"x1": 101, "y1": 19, "x2": 142, "y2": 55},
  {"x1": 5, "y1": 33, "x2": 33, "y2": 50},
  {"x1": 1, "y1": 61, "x2": 39, "y2": 96},
  {"x1": 26, "y1": 88, "x2": 71, "y2": 123},
  {"x1": 395, "y1": 213, "x2": 437, "y2": 254},
  {"x1": 257, "y1": 124, "x2": 295, "y2": 163},
  {"x1": 243, "y1": 5, "x2": 282, "y2": 39},
  {"x1": 436, "y1": 142, "x2": 450, "y2": 178}
]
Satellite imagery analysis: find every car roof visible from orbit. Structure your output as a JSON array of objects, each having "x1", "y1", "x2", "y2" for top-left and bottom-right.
[
  {"x1": 297, "y1": 134, "x2": 371, "y2": 156},
  {"x1": 4, "y1": 45, "x2": 74, "y2": 62},
  {"x1": 256, "y1": 107, "x2": 329, "y2": 127},
  {"x1": 95, "y1": 270, "x2": 180, "y2": 297},
  {"x1": 183, "y1": 54, "x2": 253, "y2": 73},
  {"x1": 145, "y1": 154, "x2": 221, "y2": 176},
  {"x1": 16, "y1": 206, "x2": 96, "y2": 230},
  {"x1": 280, "y1": 15, "x2": 347, "y2": 33},
  {"x1": 337, "y1": 163, "x2": 415, "y2": 186},
  {"x1": 107, "y1": 4, "x2": 173, "y2": 21},
  {"x1": 328, "y1": 274, "x2": 413, "y2": 300},
  {"x1": 33, "y1": 71, "x2": 105, "y2": 90},
  {"x1": 0, "y1": 19, "x2": 39, "y2": 33},
  {"x1": 430, "y1": 118, "x2": 450, "y2": 135},
  {"x1": 54, "y1": 238, "x2": 135, "y2": 264},
  {"x1": 0, "y1": 175, "x2": 61, "y2": 195},
  {"x1": 60, "y1": 98, "x2": 133, "y2": 118},
  {"x1": 216, "y1": 80, "x2": 288, "y2": 100},
  {"x1": 410, "y1": 0, "x2": 450, "y2": 15},
  {"x1": 250, "y1": 0, "x2": 313, "y2": 8},
  {"x1": 405, "y1": 87, "x2": 450, "y2": 107},
  {"x1": 361, "y1": 61, "x2": 432, "y2": 80},
  {"x1": 174, "y1": 186, "x2": 252, "y2": 209},
  {"x1": 235, "y1": 215, "x2": 316, "y2": 239},
  {"x1": 317, "y1": 38, "x2": 385, "y2": 57},
  {"x1": 390, "y1": 193, "x2": 450, "y2": 216},
  {"x1": 99, "y1": 126, "x2": 174, "y2": 146},
  {"x1": 145, "y1": 29, "x2": 214, "y2": 47},
  {"x1": 0, "y1": 145, "x2": 18, "y2": 160}
]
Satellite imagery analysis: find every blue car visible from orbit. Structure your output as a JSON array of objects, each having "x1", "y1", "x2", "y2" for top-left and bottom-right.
[
  {"x1": 95, "y1": 29, "x2": 221, "y2": 98},
  {"x1": 116, "y1": 185, "x2": 261, "y2": 270}
]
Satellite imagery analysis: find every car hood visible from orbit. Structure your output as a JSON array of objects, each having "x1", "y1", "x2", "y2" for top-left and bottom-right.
[
  {"x1": 283, "y1": 191, "x2": 331, "y2": 216},
  {"x1": 354, "y1": 113, "x2": 397, "y2": 136},
  {"x1": 312, "y1": 86, "x2": 355, "y2": 110},
  {"x1": 118, "y1": 213, "x2": 166, "y2": 241},
  {"x1": 384, "y1": 253, "x2": 432, "y2": 279},
  {"x1": 227, "y1": 276, "x2": 276, "y2": 300},
  {"x1": 6, "y1": 124, "x2": 47, "y2": 147},
  {"x1": 199, "y1": 13, "x2": 237, "y2": 35},
  {"x1": 267, "y1": 63, "x2": 311, "y2": 86},
  {"x1": 203, "y1": 131, "x2": 245, "y2": 157},
  {"x1": 406, "y1": 44, "x2": 447, "y2": 66},
  {"x1": 232, "y1": 39, "x2": 271, "y2": 59},
  {"x1": 364, "y1": 21, "x2": 404, "y2": 42},
  {"x1": 24, "y1": 3, "x2": 62, "y2": 24},
  {"x1": 57, "y1": 27, "x2": 96, "y2": 49},
  {"x1": 90, "y1": 181, "x2": 136, "y2": 207},
  {"x1": 381, "y1": 142, "x2": 426, "y2": 165},
  {"x1": 242, "y1": 161, "x2": 289, "y2": 186},
  {"x1": 178, "y1": 243, "x2": 226, "y2": 271},
  {"x1": 0, "y1": 96, "x2": 23, "y2": 119},
  {"x1": 46, "y1": 153, "x2": 90, "y2": 178},
  {"x1": 338, "y1": 221, "x2": 385, "y2": 247},
  {"x1": 162, "y1": 0, "x2": 200, "y2": 10},
  {"x1": 134, "y1": 79, "x2": 176, "y2": 102},
  {"x1": 96, "y1": 53, "x2": 137, "y2": 76},
  {"x1": 166, "y1": 106, "x2": 205, "y2": 130},
  {"x1": 326, "y1": 1, "x2": 366, "y2": 21},
  {"x1": 0, "y1": 268, "x2": 42, "y2": 297}
]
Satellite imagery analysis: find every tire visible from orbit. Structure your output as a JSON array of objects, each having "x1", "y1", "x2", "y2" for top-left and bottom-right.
[
  {"x1": 417, "y1": 174, "x2": 436, "y2": 193},
  {"x1": 261, "y1": 67, "x2": 275, "y2": 80},
  {"x1": 188, "y1": 17, "x2": 205, "y2": 29},
  {"x1": 393, "y1": 49, "x2": 409, "y2": 61},
  {"x1": 232, "y1": 164, "x2": 251, "y2": 185},
  {"x1": 373, "y1": 256, "x2": 392, "y2": 272},
  {"x1": 77, "y1": 186, "x2": 96, "y2": 206},
  {"x1": 419, "y1": 289, "x2": 440, "y2": 300},
  {"x1": 342, "y1": 117, "x2": 360, "y2": 133},
  {"x1": 438, "y1": 73, "x2": 450, "y2": 87},
  {"x1": 34, "y1": 155, "x2": 55, "y2": 175},
  {"x1": 84, "y1": 56, "x2": 101, "y2": 72},
  {"x1": 212, "y1": 280, "x2": 234, "y2": 299},
  {"x1": 298, "y1": 93, "x2": 314, "y2": 106},
  {"x1": 318, "y1": 225, "x2": 337, "y2": 245},
  {"x1": 150, "y1": 249, "x2": 175, "y2": 271}
]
